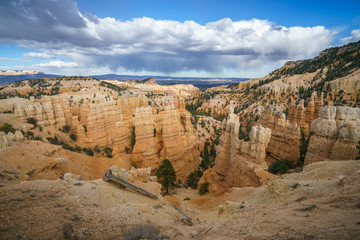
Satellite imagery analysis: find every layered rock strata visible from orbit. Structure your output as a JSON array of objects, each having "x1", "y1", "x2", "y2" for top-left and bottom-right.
[
  {"x1": 288, "y1": 92, "x2": 324, "y2": 134},
  {"x1": 258, "y1": 106, "x2": 301, "y2": 163},
  {"x1": 13, "y1": 93, "x2": 200, "y2": 180},
  {"x1": 305, "y1": 106, "x2": 360, "y2": 164},
  {"x1": 131, "y1": 104, "x2": 200, "y2": 181},
  {"x1": 204, "y1": 108, "x2": 275, "y2": 191}
]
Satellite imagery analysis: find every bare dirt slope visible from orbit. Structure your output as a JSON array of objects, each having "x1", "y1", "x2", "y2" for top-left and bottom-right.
[{"x1": 1, "y1": 160, "x2": 360, "y2": 240}]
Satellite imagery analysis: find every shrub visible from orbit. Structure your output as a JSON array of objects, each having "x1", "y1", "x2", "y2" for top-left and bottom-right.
[
  {"x1": 26, "y1": 117, "x2": 37, "y2": 126},
  {"x1": 199, "y1": 182, "x2": 209, "y2": 195},
  {"x1": 85, "y1": 148, "x2": 94, "y2": 156},
  {"x1": 46, "y1": 136, "x2": 59, "y2": 145},
  {"x1": 69, "y1": 133, "x2": 77, "y2": 141},
  {"x1": 268, "y1": 161, "x2": 288, "y2": 174},
  {"x1": 61, "y1": 125, "x2": 71, "y2": 132},
  {"x1": 94, "y1": 145, "x2": 101, "y2": 152},
  {"x1": 186, "y1": 169, "x2": 202, "y2": 189},
  {"x1": 125, "y1": 224, "x2": 160, "y2": 240},
  {"x1": 0, "y1": 122, "x2": 16, "y2": 134},
  {"x1": 125, "y1": 146, "x2": 130, "y2": 154},
  {"x1": 62, "y1": 143, "x2": 74, "y2": 151},
  {"x1": 25, "y1": 131, "x2": 34, "y2": 139},
  {"x1": 34, "y1": 135, "x2": 43, "y2": 141},
  {"x1": 71, "y1": 146, "x2": 81, "y2": 152}
]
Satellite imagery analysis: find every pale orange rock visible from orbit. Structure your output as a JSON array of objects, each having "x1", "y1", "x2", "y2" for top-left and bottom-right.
[
  {"x1": 305, "y1": 106, "x2": 360, "y2": 164},
  {"x1": 12, "y1": 91, "x2": 200, "y2": 181},
  {"x1": 258, "y1": 106, "x2": 301, "y2": 163},
  {"x1": 206, "y1": 108, "x2": 276, "y2": 191}
]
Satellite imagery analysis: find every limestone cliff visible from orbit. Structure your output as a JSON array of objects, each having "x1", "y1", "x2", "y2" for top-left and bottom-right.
[
  {"x1": 258, "y1": 106, "x2": 301, "y2": 163},
  {"x1": 305, "y1": 106, "x2": 360, "y2": 164},
  {"x1": 204, "y1": 108, "x2": 275, "y2": 191},
  {"x1": 131, "y1": 104, "x2": 201, "y2": 181}
]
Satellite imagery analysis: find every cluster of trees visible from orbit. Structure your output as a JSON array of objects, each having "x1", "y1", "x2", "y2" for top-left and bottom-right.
[
  {"x1": 238, "y1": 120, "x2": 253, "y2": 141},
  {"x1": 99, "y1": 81, "x2": 127, "y2": 94}
]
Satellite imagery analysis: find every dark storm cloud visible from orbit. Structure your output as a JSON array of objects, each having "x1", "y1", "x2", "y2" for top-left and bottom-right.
[{"x1": 0, "y1": 0, "x2": 333, "y2": 74}]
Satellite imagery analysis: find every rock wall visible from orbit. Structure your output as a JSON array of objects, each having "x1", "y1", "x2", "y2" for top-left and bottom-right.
[
  {"x1": 258, "y1": 106, "x2": 301, "y2": 163},
  {"x1": 305, "y1": 106, "x2": 360, "y2": 164},
  {"x1": 13, "y1": 93, "x2": 200, "y2": 181},
  {"x1": 288, "y1": 92, "x2": 323, "y2": 135},
  {"x1": 205, "y1": 108, "x2": 276, "y2": 191},
  {"x1": 131, "y1": 104, "x2": 201, "y2": 181}
]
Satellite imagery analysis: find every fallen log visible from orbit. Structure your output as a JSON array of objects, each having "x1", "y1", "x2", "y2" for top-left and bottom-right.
[
  {"x1": 172, "y1": 204, "x2": 193, "y2": 226},
  {"x1": 103, "y1": 170, "x2": 158, "y2": 199}
]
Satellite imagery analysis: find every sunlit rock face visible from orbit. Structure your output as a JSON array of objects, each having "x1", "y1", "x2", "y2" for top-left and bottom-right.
[
  {"x1": 258, "y1": 106, "x2": 301, "y2": 164},
  {"x1": 305, "y1": 106, "x2": 360, "y2": 164},
  {"x1": 13, "y1": 93, "x2": 200, "y2": 181},
  {"x1": 204, "y1": 108, "x2": 276, "y2": 192}
]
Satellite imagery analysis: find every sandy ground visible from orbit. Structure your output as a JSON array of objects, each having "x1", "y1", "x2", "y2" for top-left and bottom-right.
[{"x1": 1, "y1": 161, "x2": 360, "y2": 240}]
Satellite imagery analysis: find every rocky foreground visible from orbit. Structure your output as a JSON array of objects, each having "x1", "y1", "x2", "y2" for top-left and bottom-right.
[{"x1": 1, "y1": 160, "x2": 359, "y2": 240}]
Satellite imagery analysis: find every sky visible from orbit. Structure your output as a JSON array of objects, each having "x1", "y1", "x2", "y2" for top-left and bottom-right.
[{"x1": 0, "y1": 0, "x2": 360, "y2": 78}]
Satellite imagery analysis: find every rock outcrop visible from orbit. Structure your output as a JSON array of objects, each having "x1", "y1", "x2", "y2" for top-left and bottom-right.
[
  {"x1": 329, "y1": 68, "x2": 360, "y2": 92},
  {"x1": 0, "y1": 130, "x2": 24, "y2": 148},
  {"x1": 305, "y1": 106, "x2": 360, "y2": 164},
  {"x1": 131, "y1": 104, "x2": 201, "y2": 181},
  {"x1": 13, "y1": 93, "x2": 200, "y2": 181},
  {"x1": 204, "y1": 108, "x2": 276, "y2": 191},
  {"x1": 258, "y1": 106, "x2": 301, "y2": 163},
  {"x1": 288, "y1": 92, "x2": 324, "y2": 134}
]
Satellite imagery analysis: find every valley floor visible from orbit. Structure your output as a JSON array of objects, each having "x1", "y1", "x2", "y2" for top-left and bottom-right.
[{"x1": 1, "y1": 161, "x2": 360, "y2": 240}]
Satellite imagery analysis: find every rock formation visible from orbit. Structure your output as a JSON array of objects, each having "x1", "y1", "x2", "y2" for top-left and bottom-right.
[
  {"x1": 131, "y1": 106, "x2": 159, "y2": 168},
  {"x1": 288, "y1": 92, "x2": 324, "y2": 135},
  {"x1": 305, "y1": 106, "x2": 360, "y2": 164},
  {"x1": 329, "y1": 68, "x2": 360, "y2": 92},
  {"x1": 131, "y1": 104, "x2": 201, "y2": 181},
  {"x1": 258, "y1": 106, "x2": 301, "y2": 164},
  {"x1": 0, "y1": 131, "x2": 24, "y2": 148},
  {"x1": 202, "y1": 108, "x2": 276, "y2": 191},
  {"x1": 13, "y1": 93, "x2": 200, "y2": 181}
]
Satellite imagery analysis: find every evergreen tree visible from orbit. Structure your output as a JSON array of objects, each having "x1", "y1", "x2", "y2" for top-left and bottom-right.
[
  {"x1": 156, "y1": 159, "x2": 176, "y2": 194},
  {"x1": 130, "y1": 126, "x2": 136, "y2": 149},
  {"x1": 299, "y1": 129, "x2": 310, "y2": 163}
]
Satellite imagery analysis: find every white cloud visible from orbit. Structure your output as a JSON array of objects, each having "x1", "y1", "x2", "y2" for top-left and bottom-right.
[
  {"x1": 24, "y1": 52, "x2": 55, "y2": 59},
  {"x1": 36, "y1": 60, "x2": 78, "y2": 67},
  {"x1": 0, "y1": 0, "x2": 334, "y2": 77},
  {"x1": 341, "y1": 29, "x2": 360, "y2": 44}
]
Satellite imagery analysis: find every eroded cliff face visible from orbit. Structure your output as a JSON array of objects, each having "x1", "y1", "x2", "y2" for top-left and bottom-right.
[
  {"x1": 131, "y1": 104, "x2": 201, "y2": 181},
  {"x1": 202, "y1": 108, "x2": 276, "y2": 192},
  {"x1": 288, "y1": 92, "x2": 324, "y2": 135},
  {"x1": 12, "y1": 93, "x2": 200, "y2": 181},
  {"x1": 305, "y1": 106, "x2": 360, "y2": 164},
  {"x1": 258, "y1": 106, "x2": 301, "y2": 164}
]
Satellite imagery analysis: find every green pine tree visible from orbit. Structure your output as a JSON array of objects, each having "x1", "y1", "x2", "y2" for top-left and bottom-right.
[{"x1": 156, "y1": 159, "x2": 176, "y2": 194}]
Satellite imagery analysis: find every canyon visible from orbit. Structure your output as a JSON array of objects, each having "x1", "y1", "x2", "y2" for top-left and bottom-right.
[{"x1": 0, "y1": 41, "x2": 360, "y2": 239}]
